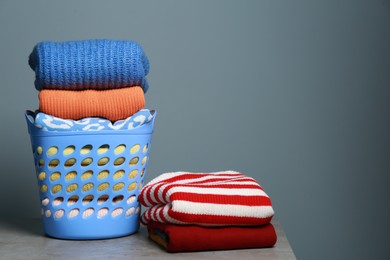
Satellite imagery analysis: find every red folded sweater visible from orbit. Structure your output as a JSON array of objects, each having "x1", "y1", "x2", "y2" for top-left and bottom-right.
[
  {"x1": 140, "y1": 171, "x2": 274, "y2": 226},
  {"x1": 147, "y1": 221, "x2": 277, "y2": 253}
]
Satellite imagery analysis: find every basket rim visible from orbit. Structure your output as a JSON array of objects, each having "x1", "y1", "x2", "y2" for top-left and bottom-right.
[{"x1": 25, "y1": 110, "x2": 157, "y2": 137}]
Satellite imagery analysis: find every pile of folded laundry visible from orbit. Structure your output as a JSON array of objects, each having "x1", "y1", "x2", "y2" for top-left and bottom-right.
[
  {"x1": 139, "y1": 171, "x2": 277, "y2": 252},
  {"x1": 25, "y1": 39, "x2": 156, "y2": 239},
  {"x1": 28, "y1": 39, "x2": 150, "y2": 123},
  {"x1": 26, "y1": 39, "x2": 278, "y2": 250}
]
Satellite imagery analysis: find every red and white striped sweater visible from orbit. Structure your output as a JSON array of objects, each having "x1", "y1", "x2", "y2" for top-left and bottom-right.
[{"x1": 139, "y1": 171, "x2": 274, "y2": 226}]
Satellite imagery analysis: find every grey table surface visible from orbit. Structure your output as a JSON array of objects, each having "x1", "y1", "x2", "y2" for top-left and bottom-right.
[{"x1": 0, "y1": 218, "x2": 296, "y2": 260}]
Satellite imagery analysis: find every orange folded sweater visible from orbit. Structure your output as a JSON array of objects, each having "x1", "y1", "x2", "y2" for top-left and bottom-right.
[{"x1": 39, "y1": 87, "x2": 145, "y2": 121}]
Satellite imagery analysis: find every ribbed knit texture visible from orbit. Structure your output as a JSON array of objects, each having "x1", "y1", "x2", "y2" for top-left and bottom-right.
[
  {"x1": 140, "y1": 171, "x2": 274, "y2": 226},
  {"x1": 39, "y1": 87, "x2": 145, "y2": 121},
  {"x1": 147, "y1": 221, "x2": 277, "y2": 253},
  {"x1": 29, "y1": 39, "x2": 150, "y2": 92}
]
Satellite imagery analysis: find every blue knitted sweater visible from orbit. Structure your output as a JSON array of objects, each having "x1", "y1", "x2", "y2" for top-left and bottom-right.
[{"x1": 28, "y1": 39, "x2": 150, "y2": 92}]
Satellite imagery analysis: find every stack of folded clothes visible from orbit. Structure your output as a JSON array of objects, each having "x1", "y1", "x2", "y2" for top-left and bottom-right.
[
  {"x1": 139, "y1": 171, "x2": 277, "y2": 252},
  {"x1": 28, "y1": 39, "x2": 150, "y2": 121}
]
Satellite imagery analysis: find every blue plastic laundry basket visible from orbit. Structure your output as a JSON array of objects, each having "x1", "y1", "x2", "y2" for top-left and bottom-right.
[{"x1": 25, "y1": 111, "x2": 156, "y2": 240}]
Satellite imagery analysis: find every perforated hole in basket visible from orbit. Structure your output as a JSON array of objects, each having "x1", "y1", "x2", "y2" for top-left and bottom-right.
[
  {"x1": 47, "y1": 146, "x2": 58, "y2": 157},
  {"x1": 113, "y1": 170, "x2": 124, "y2": 180},
  {"x1": 143, "y1": 144, "x2": 148, "y2": 153},
  {"x1": 82, "y1": 195, "x2": 94, "y2": 205},
  {"x1": 129, "y1": 157, "x2": 139, "y2": 166},
  {"x1": 41, "y1": 184, "x2": 48, "y2": 193},
  {"x1": 48, "y1": 159, "x2": 59, "y2": 168},
  {"x1": 141, "y1": 156, "x2": 147, "y2": 165},
  {"x1": 97, "y1": 194, "x2": 109, "y2": 204},
  {"x1": 81, "y1": 170, "x2": 93, "y2": 180},
  {"x1": 80, "y1": 145, "x2": 92, "y2": 155},
  {"x1": 65, "y1": 171, "x2": 77, "y2": 181},
  {"x1": 63, "y1": 145, "x2": 75, "y2": 156},
  {"x1": 83, "y1": 208, "x2": 94, "y2": 218},
  {"x1": 130, "y1": 144, "x2": 140, "y2": 154},
  {"x1": 128, "y1": 182, "x2": 137, "y2": 191},
  {"x1": 97, "y1": 144, "x2": 109, "y2": 155},
  {"x1": 98, "y1": 157, "x2": 109, "y2": 166},
  {"x1": 114, "y1": 144, "x2": 126, "y2": 155},
  {"x1": 98, "y1": 170, "x2": 109, "y2": 179},
  {"x1": 38, "y1": 171, "x2": 46, "y2": 181},
  {"x1": 128, "y1": 169, "x2": 138, "y2": 179},
  {"x1": 82, "y1": 183, "x2": 94, "y2": 192},
  {"x1": 114, "y1": 157, "x2": 125, "y2": 166},
  {"x1": 67, "y1": 195, "x2": 79, "y2": 206},
  {"x1": 127, "y1": 195, "x2": 136, "y2": 204},
  {"x1": 64, "y1": 158, "x2": 76, "y2": 168},
  {"x1": 45, "y1": 209, "x2": 51, "y2": 218},
  {"x1": 51, "y1": 184, "x2": 62, "y2": 194},
  {"x1": 42, "y1": 197, "x2": 50, "y2": 206},
  {"x1": 53, "y1": 197, "x2": 64, "y2": 206},
  {"x1": 113, "y1": 195, "x2": 124, "y2": 204},
  {"x1": 111, "y1": 208, "x2": 123, "y2": 217},
  {"x1": 98, "y1": 182, "x2": 109, "y2": 191},
  {"x1": 36, "y1": 146, "x2": 43, "y2": 155},
  {"x1": 66, "y1": 183, "x2": 78, "y2": 193},
  {"x1": 97, "y1": 207, "x2": 109, "y2": 218},
  {"x1": 68, "y1": 208, "x2": 80, "y2": 218},
  {"x1": 81, "y1": 157, "x2": 93, "y2": 167},
  {"x1": 54, "y1": 209, "x2": 64, "y2": 219},
  {"x1": 126, "y1": 207, "x2": 135, "y2": 216},
  {"x1": 50, "y1": 172, "x2": 61, "y2": 181},
  {"x1": 113, "y1": 182, "x2": 124, "y2": 191},
  {"x1": 38, "y1": 159, "x2": 44, "y2": 168}
]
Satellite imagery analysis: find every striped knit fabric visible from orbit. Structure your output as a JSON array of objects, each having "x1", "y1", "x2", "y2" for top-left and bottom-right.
[
  {"x1": 39, "y1": 87, "x2": 145, "y2": 121},
  {"x1": 140, "y1": 171, "x2": 274, "y2": 226},
  {"x1": 29, "y1": 39, "x2": 150, "y2": 92}
]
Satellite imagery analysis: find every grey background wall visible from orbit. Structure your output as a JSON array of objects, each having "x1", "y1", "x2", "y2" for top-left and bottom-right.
[{"x1": 0, "y1": 0, "x2": 389, "y2": 259}]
